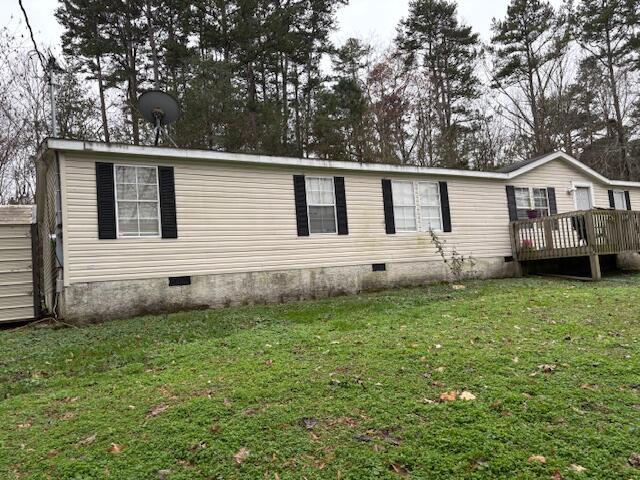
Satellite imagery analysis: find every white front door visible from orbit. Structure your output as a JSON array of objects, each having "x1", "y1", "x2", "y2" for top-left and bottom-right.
[{"x1": 575, "y1": 186, "x2": 593, "y2": 210}]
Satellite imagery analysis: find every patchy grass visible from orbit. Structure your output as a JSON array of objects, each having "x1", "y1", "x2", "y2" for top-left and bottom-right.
[{"x1": 1, "y1": 276, "x2": 640, "y2": 479}]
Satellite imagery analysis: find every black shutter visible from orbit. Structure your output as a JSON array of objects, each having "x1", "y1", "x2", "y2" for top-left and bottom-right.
[
  {"x1": 608, "y1": 190, "x2": 615, "y2": 209},
  {"x1": 381, "y1": 179, "x2": 395, "y2": 234},
  {"x1": 506, "y1": 185, "x2": 518, "y2": 221},
  {"x1": 96, "y1": 162, "x2": 116, "y2": 239},
  {"x1": 158, "y1": 166, "x2": 178, "y2": 239},
  {"x1": 293, "y1": 175, "x2": 309, "y2": 237},
  {"x1": 625, "y1": 191, "x2": 632, "y2": 210},
  {"x1": 334, "y1": 177, "x2": 349, "y2": 235},
  {"x1": 439, "y1": 181, "x2": 452, "y2": 232},
  {"x1": 547, "y1": 187, "x2": 558, "y2": 215}
]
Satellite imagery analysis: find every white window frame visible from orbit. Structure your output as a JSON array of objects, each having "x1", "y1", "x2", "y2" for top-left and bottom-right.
[
  {"x1": 114, "y1": 164, "x2": 162, "y2": 239},
  {"x1": 514, "y1": 186, "x2": 550, "y2": 220},
  {"x1": 417, "y1": 181, "x2": 443, "y2": 232},
  {"x1": 571, "y1": 181, "x2": 595, "y2": 211},
  {"x1": 392, "y1": 180, "x2": 417, "y2": 232},
  {"x1": 612, "y1": 190, "x2": 627, "y2": 210},
  {"x1": 391, "y1": 180, "x2": 444, "y2": 233},
  {"x1": 305, "y1": 176, "x2": 338, "y2": 235}
]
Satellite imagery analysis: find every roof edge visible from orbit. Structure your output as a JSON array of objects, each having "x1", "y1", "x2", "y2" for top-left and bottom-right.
[{"x1": 44, "y1": 139, "x2": 640, "y2": 188}]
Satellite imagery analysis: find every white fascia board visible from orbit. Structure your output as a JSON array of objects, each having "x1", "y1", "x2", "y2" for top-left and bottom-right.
[
  {"x1": 45, "y1": 139, "x2": 640, "y2": 188},
  {"x1": 45, "y1": 139, "x2": 507, "y2": 180},
  {"x1": 505, "y1": 151, "x2": 640, "y2": 188}
]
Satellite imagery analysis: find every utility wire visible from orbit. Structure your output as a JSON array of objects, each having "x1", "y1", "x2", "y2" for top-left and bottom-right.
[{"x1": 17, "y1": 0, "x2": 47, "y2": 71}]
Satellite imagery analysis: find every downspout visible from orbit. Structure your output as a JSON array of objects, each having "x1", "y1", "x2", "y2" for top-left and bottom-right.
[{"x1": 51, "y1": 150, "x2": 64, "y2": 317}]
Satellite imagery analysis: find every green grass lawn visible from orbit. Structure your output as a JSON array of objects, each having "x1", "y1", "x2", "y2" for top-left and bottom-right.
[{"x1": 1, "y1": 277, "x2": 640, "y2": 479}]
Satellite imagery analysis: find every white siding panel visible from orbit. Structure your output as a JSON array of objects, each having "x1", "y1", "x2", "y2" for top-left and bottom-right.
[
  {"x1": 63, "y1": 155, "x2": 514, "y2": 284},
  {"x1": 0, "y1": 223, "x2": 34, "y2": 322},
  {"x1": 63, "y1": 154, "x2": 639, "y2": 285}
]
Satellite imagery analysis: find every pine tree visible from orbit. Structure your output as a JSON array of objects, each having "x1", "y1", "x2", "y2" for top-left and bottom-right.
[
  {"x1": 397, "y1": 0, "x2": 480, "y2": 168},
  {"x1": 489, "y1": 0, "x2": 569, "y2": 156},
  {"x1": 56, "y1": 0, "x2": 113, "y2": 142},
  {"x1": 572, "y1": 0, "x2": 634, "y2": 179}
]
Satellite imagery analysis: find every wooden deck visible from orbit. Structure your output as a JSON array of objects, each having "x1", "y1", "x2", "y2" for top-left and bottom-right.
[{"x1": 509, "y1": 209, "x2": 640, "y2": 280}]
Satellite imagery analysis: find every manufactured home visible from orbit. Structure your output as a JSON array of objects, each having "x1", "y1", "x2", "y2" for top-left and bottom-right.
[{"x1": 32, "y1": 139, "x2": 640, "y2": 323}]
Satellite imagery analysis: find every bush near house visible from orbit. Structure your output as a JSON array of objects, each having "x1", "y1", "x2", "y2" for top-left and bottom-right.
[{"x1": 1, "y1": 277, "x2": 640, "y2": 479}]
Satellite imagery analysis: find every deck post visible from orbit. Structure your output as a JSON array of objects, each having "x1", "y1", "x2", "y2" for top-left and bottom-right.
[
  {"x1": 584, "y1": 211, "x2": 601, "y2": 281},
  {"x1": 589, "y1": 254, "x2": 601, "y2": 281},
  {"x1": 543, "y1": 217, "x2": 554, "y2": 251},
  {"x1": 509, "y1": 223, "x2": 523, "y2": 277}
]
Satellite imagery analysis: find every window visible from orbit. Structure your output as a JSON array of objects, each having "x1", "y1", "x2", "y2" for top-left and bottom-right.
[
  {"x1": 391, "y1": 180, "x2": 443, "y2": 232},
  {"x1": 418, "y1": 182, "x2": 442, "y2": 231},
  {"x1": 612, "y1": 190, "x2": 627, "y2": 210},
  {"x1": 392, "y1": 181, "x2": 417, "y2": 231},
  {"x1": 306, "y1": 177, "x2": 337, "y2": 234},
  {"x1": 115, "y1": 165, "x2": 160, "y2": 237},
  {"x1": 515, "y1": 187, "x2": 549, "y2": 220}
]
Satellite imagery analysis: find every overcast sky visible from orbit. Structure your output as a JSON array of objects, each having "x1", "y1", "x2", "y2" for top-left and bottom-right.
[{"x1": 6, "y1": 0, "x2": 563, "y2": 54}]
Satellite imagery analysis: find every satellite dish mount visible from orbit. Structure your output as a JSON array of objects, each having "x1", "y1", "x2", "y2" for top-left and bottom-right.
[{"x1": 137, "y1": 90, "x2": 180, "y2": 147}]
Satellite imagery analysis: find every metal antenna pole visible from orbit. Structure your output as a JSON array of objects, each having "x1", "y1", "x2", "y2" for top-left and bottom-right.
[{"x1": 47, "y1": 57, "x2": 58, "y2": 137}]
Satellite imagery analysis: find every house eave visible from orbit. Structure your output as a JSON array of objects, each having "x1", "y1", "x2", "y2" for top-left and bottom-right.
[{"x1": 43, "y1": 139, "x2": 640, "y2": 188}]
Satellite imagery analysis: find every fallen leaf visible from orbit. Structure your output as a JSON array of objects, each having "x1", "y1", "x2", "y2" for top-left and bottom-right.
[
  {"x1": 580, "y1": 384, "x2": 597, "y2": 391},
  {"x1": 108, "y1": 443, "x2": 124, "y2": 454},
  {"x1": 146, "y1": 404, "x2": 169, "y2": 419},
  {"x1": 569, "y1": 464, "x2": 587, "y2": 473},
  {"x1": 17, "y1": 422, "x2": 32, "y2": 429},
  {"x1": 389, "y1": 463, "x2": 410, "y2": 477},
  {"x1": 551, "y1": 470, "x2": 563, "y2": 480},
  {"x1": 538, "y1": 364, "x2": 557, "y2": 373},
  {"x1": 435, "y1": 344, "x2": 443, "y2": 349},
  {"x1": 528, "y1": 455, "x2": 546, "y2": 463},
  {"x1": 47, "y1": 449, "x2": 59, "y2": 458},
  {"x1": 157, "y1": 469, "x2": 172, "y2": 480},
  {"x1": 78, "y1": 433, "x2": 97, "y2": 446},
  {"x1": 300, "y1": 417, "x2": 318, "y2": 430},
  {"x1": 452, "y1": 284, "x2": 466, "y2": 290},
  {"x1": 439, "y1": 391, "x2": 457, "y2": 402},
  {"x1": 188, "y1": 441, "x2": 207, "y2": 452},
  {"x1": 265, "y1": 359, "x2": 273, "y2": 366},
  {"x1": 234, "y1": 447, "x2": 250, "y2": 464},
  {"x1": 459, "y1": 391, "x2": 476, "y2": 401},
  {"x1": 629, "y1": 453, "x2": 640, "y2": 468},
  {"x1": 435, "y1": 367, "x2": 445, "y2": 373}
]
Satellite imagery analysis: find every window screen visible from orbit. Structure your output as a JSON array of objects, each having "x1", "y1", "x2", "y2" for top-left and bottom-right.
[
  {"x1": 306, "y1": 177, "x2": 337, "y2": 234},
  {"x1": 115, "y1": 165, "x2": 160, "y2": 237}
]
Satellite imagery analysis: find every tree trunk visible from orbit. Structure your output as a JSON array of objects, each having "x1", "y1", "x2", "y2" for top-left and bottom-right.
[
  {"x1": 95, "y1": 55, "x2": 110, "y2": 143},
  {"x1": 146, "y1": 1, "x2": 160, "y2": 88},
  {"x1": 604, "y1": 28, "x2": 630, "y2": 180}
]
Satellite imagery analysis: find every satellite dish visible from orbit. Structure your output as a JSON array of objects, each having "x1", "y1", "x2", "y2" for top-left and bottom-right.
[{"x1": 137, "y1": 90, "x2": 180, "y2": 146}]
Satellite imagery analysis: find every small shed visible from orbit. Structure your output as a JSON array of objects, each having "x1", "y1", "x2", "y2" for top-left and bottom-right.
[{"x1": 0, "y1": 205, "x2": 37, "y2": 323}]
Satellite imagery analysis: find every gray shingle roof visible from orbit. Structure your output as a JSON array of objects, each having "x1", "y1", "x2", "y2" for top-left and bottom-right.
[{"x1": 497, "y1": 152, "x2": 559, "y2": 173}]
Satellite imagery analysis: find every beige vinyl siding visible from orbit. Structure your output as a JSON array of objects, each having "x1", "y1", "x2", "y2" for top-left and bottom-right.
[
  {"x1": 0, "y1": 217, "x2": 34, "y2": 323},
  {"x1": 37, "y1": 156, "x2": 59, "y2": 310},
  {"x1": 61, "y1": 154, "x2": 514, "y2": 285},
  {"x1": 60, "y1": 153, "x2": 640, "y2": 285},
  {"x1": 508, "y1": 159, "x2": 638, "y2": 212}
]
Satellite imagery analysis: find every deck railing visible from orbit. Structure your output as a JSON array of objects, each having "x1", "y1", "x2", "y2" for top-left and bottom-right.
[{"x1": 510, "y1": 209, "x2": 640, "y2": 262}]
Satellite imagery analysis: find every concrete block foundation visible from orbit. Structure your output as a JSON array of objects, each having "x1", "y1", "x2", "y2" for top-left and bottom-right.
[{"x1": 61, "y1": 257, "x2": 517, "y2": 323}]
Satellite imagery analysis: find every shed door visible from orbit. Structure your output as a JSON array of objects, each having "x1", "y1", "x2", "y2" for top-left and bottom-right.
[
  {"x1": 0, "y1": 224, "x2": 35, "y2": 323},
  {"x1": 575, "y1": 186, "x2": 593, "y2": 211}
]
